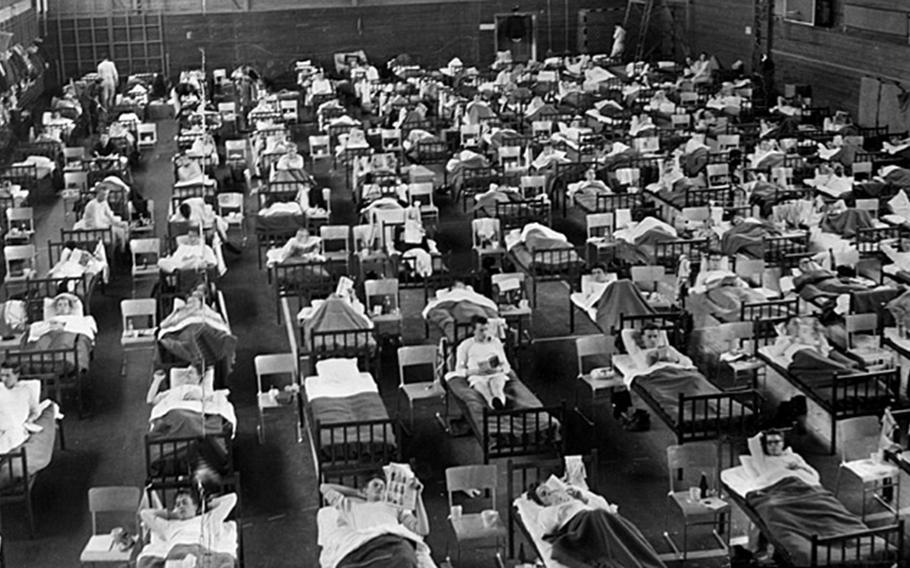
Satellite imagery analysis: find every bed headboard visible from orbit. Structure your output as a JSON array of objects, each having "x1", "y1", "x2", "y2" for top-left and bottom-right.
[
  {"x1": 308, "y1": 328, "x2": 376, "y2": 371},
  {"x1": 23, "y1": 275, "x2": 91, "y2": 322},
  {"x1": 618, "y1": 311, "x2": 688, "y2": 349}
]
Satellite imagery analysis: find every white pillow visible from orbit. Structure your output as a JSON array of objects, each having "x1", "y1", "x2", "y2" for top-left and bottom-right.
[
  {"x1": 169, "y1": 366, "x2": 215, "y2": 392},
  {"x1": 43, "y1": 295, "x2": 85, "y2": 320},
  {"x1": 315, "y1": 358, "x2": 360, "y2": 380},
  {"x1": 739, "y1": 456, "x2": 759, "y2": 479}
]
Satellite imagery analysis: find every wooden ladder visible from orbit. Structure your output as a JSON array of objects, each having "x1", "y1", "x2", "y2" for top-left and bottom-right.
[{"x1": 623, "y1": 0, "x2": 656, "y2": 61}]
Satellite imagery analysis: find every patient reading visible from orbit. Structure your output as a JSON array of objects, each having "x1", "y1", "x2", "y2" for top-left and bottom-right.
[{"x1": 455, "y1": 315, "x2": 512, "y2": 409}]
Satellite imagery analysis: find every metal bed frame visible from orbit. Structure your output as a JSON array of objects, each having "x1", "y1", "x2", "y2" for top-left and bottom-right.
[
  {"x1": 437, "y1": 335, "x2": 565, "y2": 464},
  {"x1": 507, "y1": 242, "x2": 583, "y2": 308},
  {"x1": 271, "y1": 259, "x2": 338, "y2": 323},
  {"x1": 618, "y1": 312, "x2": 762, "y2": 445},
  {"x1": 739, "y1": 296, "x2": 800, "y2": 324},
  {"x1": 506, "y1": 450, "x2": 599, "y2": 560},
  {"x1": 493, "y1": 200, "x2": 551, "y2": 232}
]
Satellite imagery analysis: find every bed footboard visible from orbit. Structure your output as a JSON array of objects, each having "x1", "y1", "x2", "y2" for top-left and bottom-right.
[
  {"x1": 145, "y1": 431, "x2": 234, "y2": 486},
  {"x1": 481, "y1": 403, "x2": 565, "y2": 463},
  {"x1": 810, "y1": 522, "x2": 904, "y2": 568},
  {"x1": 676, "y1": 390, "x2": 762, "y2": 444},
  {"x1": 314, "y1": 418, "x2": 400, "y2": 477}
]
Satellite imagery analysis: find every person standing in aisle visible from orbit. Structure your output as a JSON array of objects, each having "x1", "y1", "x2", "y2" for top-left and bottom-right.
[{"x1": 96, "y1": 55, "x2": 119, "y2": 111}]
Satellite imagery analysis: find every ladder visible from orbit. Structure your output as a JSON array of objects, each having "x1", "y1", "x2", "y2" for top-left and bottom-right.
[{"x1": 624, "y1": 0, "x2": 656, "y2": 62}]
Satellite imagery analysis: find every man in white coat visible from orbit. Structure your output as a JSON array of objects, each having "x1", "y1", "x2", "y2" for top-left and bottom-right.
[{"x1": 97, "y1": 56, "x2": 119, "y2": 110}]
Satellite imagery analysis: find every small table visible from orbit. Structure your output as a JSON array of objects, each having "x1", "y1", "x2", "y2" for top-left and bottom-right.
[{"x1": 723, "y1": 355, "x2": 765, "y2": 389}]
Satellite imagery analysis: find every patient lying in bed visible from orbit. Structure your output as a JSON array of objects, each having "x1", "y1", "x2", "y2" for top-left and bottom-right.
[
  {"x1": 525, "y1": 476, "x2": 665, "y2": 568},
  {"x1": 454, "y1": 315, "x2": 512, "y2": 409},
  {"x1": 138, "y1": 490, "x2": 237, "y2": 568},
  {"x1": 318, "y1": 474, "x2": 433, "y2": 568}
]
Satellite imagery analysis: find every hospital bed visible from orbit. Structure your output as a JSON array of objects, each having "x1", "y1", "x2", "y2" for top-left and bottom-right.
[
  {"x1": 756, "y1": 345, "x2": 903, "y2": 453},
  {"x1": 614, "y1": 312, "x2": 762, "y2": 444},
  {"x1": 438, "y1": 329, "x2": 564, "y2": 464},
  {"x1": 505, "y1": 227, "x2": 584, "y2": 308},
  {"x1": 721, "y1": 464, "x2": 903, "y2": 567},
  {"x1": 271, "y1": 259, "x2": 338, "y2": 322},
  {"x1": 303, "y1": 348, "x2": 399, "y2": 479},
  {"x1": 144, "y1": 367, "x2": 236, "y2": 488}
]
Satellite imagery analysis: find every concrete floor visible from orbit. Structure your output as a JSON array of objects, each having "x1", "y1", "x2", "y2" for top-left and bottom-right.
[{"x1": 3, "y1": 114, "x2": 909, "y2": 568}]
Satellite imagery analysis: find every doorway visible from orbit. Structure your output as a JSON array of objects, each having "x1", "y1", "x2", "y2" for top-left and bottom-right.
[{"x1": 494, "y1": 13, "x2": 537, "y2": 63}]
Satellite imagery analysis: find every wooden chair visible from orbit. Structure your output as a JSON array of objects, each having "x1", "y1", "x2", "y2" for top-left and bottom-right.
[
  {"x1": 79, "y1": 486, "x2": 142, "y2": 565},
  {"x1": 834, "y1": 416, "x2": 901, "y2": 522},
  {"x1": 254, "y1": 353, "x2": 300, "y2": 444},
  {"x1": 120, "y1": 299, "x2": 157, "y2": 375},
  {"x1": 574, "y1": 335, "x2": 621, "y2": 430},
  {"x1": 407, "y1": 182, "x2": 439, "y2": 228},
  {"x1": 3, "y1": 244, "x2": 36, "y2": 283},
  {"x1": 445, "y1": 465, "x2": 506, "y2": 563}
]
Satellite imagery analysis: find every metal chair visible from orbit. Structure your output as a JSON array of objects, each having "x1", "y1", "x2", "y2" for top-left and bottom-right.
[
  {"x1": 3, "y1": 244, "x2": 36, "y2": 283},
  {"x1": 574, "y1": 334, "x2": 621, "y2": 430},
  {"x1": 120, "y1": 299, "x2": 157, "y2": 375},
  {"x1": 834, "y1": 416, "x2": 901, "y2": 522},
  {"x1": 408, "y1": 182, "x2": 439, "y2": 228},
  {"x1": 255, "y1": 353, "x2": 300, "y2": 443},
  {"x1": 471, "y1": 218, "x2": 504, "y2": 271},
  {"x1": 4, "y1": 207, "x2": 34, "y2": 244},
  {"x1": 364, "y1": 278, "x2": 402, "y2": 340},
  {"x1": 217, "y1": 193, "x2": 245, "y2": 240},
  {"x1": 445, "y1": 464, "x2": 506, "y2": 563},
  {"x1": 844, "y1": 313, "x2": 892, "y2": 370},
  {"x1": 129, "y1": 238, "x2": 160, "y2": 296},
  {"x1": 397, "y1": 345, "x2": 444, "y2": 430},
  {"x1": 79, "y1": 486, "x2": 142, "y2": 566},
  {"x1": 664, "y1": 442, "x2": 729, "y2": 562}
]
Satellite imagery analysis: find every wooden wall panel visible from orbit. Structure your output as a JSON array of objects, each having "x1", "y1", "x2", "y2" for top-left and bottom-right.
[
  {"x1": 160, "y1": 0, "x2": 619, "y2": 76},
  {"x1": 0, "y1": 3, "x2": 38, "y2": 47},
  {"x1": 772, "y1": 20, "x2": 910, "y2": 117},
  {"x1": 688, "y1": 0, "x2": 754, "y2": 71}
]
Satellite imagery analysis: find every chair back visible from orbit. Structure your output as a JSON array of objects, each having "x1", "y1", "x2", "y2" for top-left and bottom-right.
[
  {"x1": 408, "y1": 182, "x2": 435, "y2": 206},
  {"x1": 735, "y1": 258, "x2": 765, "y2": 286},
  {"x1": 666, "y1": 442, "x2": 720, "y2": 493},
  {"x1": 845, "y1": 313, "x2": 879, "y2": 348},
  {"x1": 854, "y1": 198, "x2": 879, "y2": 219},
  {"x1": 575, "y1": 334, "x2": 613, "y2": 376},
  {"x1": 397, "y1": 345, "x2": 438, "y2": 388},
  {"x1": 446, "y1": 465, "x2": 498, "y2": 509},
  {"x1": 254, "y1": 353, "x2": 298, "y2": 393},
  {"x1": 309, "y1": 135, "x2": 330, "y2": 156},
  {"x1": 630, "y1": 265, "x2": 666, "y2": 291},
  {"x1": 88, "y1": 486, "x2": 142, "y2": 534},
  {"x1": 121, "y1": 299, "x2": 157, "y2": 331},
  {"x1": 364, "y1": 278, "x2": 399, "y2": 312},
  {"x1": 519, "y1": 175, "x2": 546, "y2": 199},
  {"x1": 836, "y1": 416, "x2": 882, "y2": 463},
  {"x1": 706, "y1": 163, "x2": 731, "y2": 188},
  {"x1": 585, "y1": 213, "x2": 613, "y2": 240}
]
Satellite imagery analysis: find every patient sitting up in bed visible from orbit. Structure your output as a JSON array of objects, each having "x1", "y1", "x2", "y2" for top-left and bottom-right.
[
  {"x1": 267, "y1": 227, "x2": 323, "y2": 266},
  {"x1": 0, "y1": 363, "x2": 44, "y2": 452},
  {"x1": 138, "y1": 488, "x2": 237, "y2": 568},
  {"x1": 455, "y1": 315, "x2": 512, "y2": 410},
  {"x1": 637, "y1": 324, "x2": 683, "y2": 366},
  {"x1": 158, "y1": 227, "x2": 219, "y2": 274},
  {"x1": 770, "y1": 316, "x2": 857, "y2": 369},
  {"x1": 527, "y1": 477, "x2": 666, "y2": 568},
  {"x1": 751, "y1": 429, "x2": 820, "y2": 486}
]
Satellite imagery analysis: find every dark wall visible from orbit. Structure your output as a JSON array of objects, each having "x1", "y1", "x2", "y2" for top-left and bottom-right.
[
  {"x1": 772, "y1": 16, "x2": 910, "y2": 118},
  {"x1": 688, "y1": 0, "x2": 754, "y2": 71},
  {"x1": 0, "y1": 1, "x2": 39, "y2": 47},
  {"x1": 161, "y1": 0, "x2": 619, "y2": 79}
]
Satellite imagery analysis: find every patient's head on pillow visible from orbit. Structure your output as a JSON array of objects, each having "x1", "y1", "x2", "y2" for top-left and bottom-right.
[
  {"x1": 635, "y1": 324, "x2": 664, "y2": 350},
  {"x1": 172, "y1": 488, "x2": 201, "y2": 520},
  {"x1": 761, "y1": 428, "x2": 787, "y2": 456},
  {"x1": 52, "y1": 293, "x2": 78, "y2": 316},
  {"x1": 364, "y1": 476, "x2": 386, "y2": 502}
]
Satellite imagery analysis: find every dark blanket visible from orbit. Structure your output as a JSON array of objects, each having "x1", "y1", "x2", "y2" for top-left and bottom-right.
[
  {"x1": 720, "y1": 220, "x2": 779, "y2": 259},
  {"x1": 18, "y1": 328, "x2": 91, "y2": 374},
  {"x1": 337, "y1": 534, "x2": 419, "y2": 568},
  {"x1": 0, "y1": 404, "x2": 56, "y2": 483},
  {"x1": 424, "y1": 299, "x2": 498, "y2": 341},
  {"x1": 594, "y1": 280, "x2": 654, "y2": 333},
  {"x1": 446, "y1": 374, "x2": 560, "y2": 445},
  {"x1": 793, "y1": 270, "x2": 876, "y2": 301},
  {"x1": 820, "y1": 209, "x2": 874, "y2": 238},
  {"x1": 159, "y1": 323, "x2": 237, "y2": 371},
  {"x1": 635, "y1": 365, "x2": 752, "y2": 425},
  {"x1": 138, "y1": 543, "x2": 235, "y2": 568},
  {"x1": 786, "y1": 348, "x2": 855, "y2": 388},
  {"x1": 309, "y1": 391, "x2": 397, "y2": 454},
  {"x1": 545, "y1": 509, "x2": 666, "y2": 568},
  {"x1": 746, "y1": 477, "x2": 887, "y2": 567},
  {"x1": 255, "y1": 213, "x2": 305, "y2": 233}
]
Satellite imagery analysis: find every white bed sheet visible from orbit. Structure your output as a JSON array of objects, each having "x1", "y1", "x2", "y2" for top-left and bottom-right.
[
  {"x1": 513, "y1": 496, "x2": 571, "y2": 568},
  {"x1": 304, "y1": 372, "x2": 377, "y2": 400},
  {"x1": 721, "y1": 465, "x2": 759, "y2": 497},
  {"x1": 317, "y1": 506, "x2": 437, "y2": 568}
]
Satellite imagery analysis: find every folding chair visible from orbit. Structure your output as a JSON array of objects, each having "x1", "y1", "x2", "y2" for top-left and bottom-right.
[
  {"x1": 844, "y1": 313, "x2": 892, "y2": 370},
  {"x1": 498, "y1": 146, "x2": 523, "y2": 173},
  {"x1": 217, "y1": 193, "x2": 245, "y2": 240},
  {"x1": 574, "y1": 334, "x2": 621, "y2": 429},
  {"x1": 137, "y1": 123, "x2": 157, "y2": 150},
  {"x1": 585, "y1": 213, "x2": 614, "y2": 263},
  {"x1": 4, "y1": 207, "x2": 34, "y2": 244},
  {"x1": 364, "y1": 278, "x2": 402, "y2": 339},
  {"x1": 319, "y1": 225, "x2": 351, "y2": 272},
  {"x1": 706, "y1": 163, "x2": 731, "y2": 188},
  {"x1": 3, "y1": 244, "x2": 36, "y2": 283},
  {"x1": 397, "y1": 345, "x2": 443, "y2": 430},
  {"x1": 64, "y1": 147, "x2": 86, "y2": 170},
  {"x1": 79, "y1": 486, "x2": 142, "y2": 566},
  {"x1": 120, "y1": 298, "x2": 157, "y2": 375},
  {"x1": 308, "y1": 135, "x2": 331, "y2": 166},
  {"x1": 445, "y1": 465, "x2": 506, "y2": 563},
  {"x1": 254, "y1": 353, "x2": 300, "y2": 444},
  {"x1": 834, "y1": 416, "x2": 901, "y2": 522},
  {"x1": 460, "y1": 124, "x2": 480, "y2": 148},
  {"x1": 129, "y1": 238, "x2": 160, "y2": 296},
  {"x1": 408, "y1": 182, "x2": 439, "y2": 228},
  {"x1": 381, "y1": 129, "x2": 403, "y2": 153},
  {"x1": 519, "y1": 175, "x2": 546, "y2": 199},
  {"x1": 279, "y1": 99, "x2": 299, "y2": 124},
  {"x1": 664, "y1": 442, "x2": 729, "y2": 561},
  {"x1": 471, "y1": 218, "x2": 504, "y2": 270}
]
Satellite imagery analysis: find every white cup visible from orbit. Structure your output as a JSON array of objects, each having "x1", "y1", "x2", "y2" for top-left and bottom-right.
[
  {"x1": 689, "y1": 487, "x2": 701, "y2": 502},
  {"x1": 871, "y1": 450, "x2": 883, "y2": 464},
  {"x1": 450, "y1": 505, "x2": 462, "y2": 521}
]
